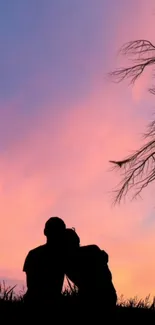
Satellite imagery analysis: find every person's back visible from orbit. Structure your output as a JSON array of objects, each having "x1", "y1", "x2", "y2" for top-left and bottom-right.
[
  {"x1": 65, "y1": 230, "x2": 117, "y2": 308},
  {"x1": 23, "y1": 217, "x2": 66, "y2": 304},
  {"x1": 23, "y1": 244, "x2": 65, "y2": 302}
]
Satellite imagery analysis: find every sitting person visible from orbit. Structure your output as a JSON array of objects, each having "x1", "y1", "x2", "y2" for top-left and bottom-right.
[
  {"x1": 65, "y1": 228, "x2": 117, "y2": 309},
  {"x1": 23, "y1": 217, "x2": 66, "y2": 304}
]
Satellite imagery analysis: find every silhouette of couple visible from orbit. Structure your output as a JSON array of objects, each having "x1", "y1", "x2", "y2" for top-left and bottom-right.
[{"x1": 23, "y1": 217, "x2": 117, "y2": 309}]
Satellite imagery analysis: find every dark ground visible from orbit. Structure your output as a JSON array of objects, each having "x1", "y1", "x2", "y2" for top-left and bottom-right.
[
  {"x1": 1, "y1": 284, "x2": 155, "y2": 323},
  {"x1": 1, "y1": 294, "x2": 155, "y2": 324}
]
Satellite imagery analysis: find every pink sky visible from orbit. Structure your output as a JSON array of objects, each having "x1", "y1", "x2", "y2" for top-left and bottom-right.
[{"x1": 1, "y1": 0, "x2": 155, "y2": 299}]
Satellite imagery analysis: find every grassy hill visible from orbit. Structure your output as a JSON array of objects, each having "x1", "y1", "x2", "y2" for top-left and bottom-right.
[{"x1": 0, "y1": 282, "x2": 155, "y2": 323}]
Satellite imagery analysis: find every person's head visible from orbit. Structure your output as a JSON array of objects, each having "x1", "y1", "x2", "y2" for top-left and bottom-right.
[
  {"x1": 65, "y1": 228, "x2": 80, "y2": 252},
  {"x1": 44, "y1": 216, "x2": 66, "y2": 244}
]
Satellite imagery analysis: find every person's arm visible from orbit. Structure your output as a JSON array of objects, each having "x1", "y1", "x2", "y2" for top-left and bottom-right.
[
  {"x1": 23, "y1": 252, "x2": 35, "y2": 290},
  {"x1": 25, "y1": 270, "x2": 36, "y2": 290}
]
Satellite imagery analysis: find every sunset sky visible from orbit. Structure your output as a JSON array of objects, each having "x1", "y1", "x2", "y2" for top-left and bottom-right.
[{"x1": 1, "y1": 0, "x2": 155, "y2": 299}]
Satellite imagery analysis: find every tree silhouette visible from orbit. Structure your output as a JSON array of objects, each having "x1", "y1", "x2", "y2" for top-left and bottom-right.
[{"x1": 110, "y1": 39, "x2": 155, "y2": 203}]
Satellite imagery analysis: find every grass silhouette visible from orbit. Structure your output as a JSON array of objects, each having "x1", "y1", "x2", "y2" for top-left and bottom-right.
[{"x1": 0, "y1": 281, "x2": 155, "y2": 323}]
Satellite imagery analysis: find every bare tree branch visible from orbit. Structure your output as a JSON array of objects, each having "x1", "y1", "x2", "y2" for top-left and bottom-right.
[
  {"x1": 120, "y1": 40, "x2": 155, "y2": 56},
  {"x1": 110, "y1": 121, "x2": 155, "y2": 204},
  {"x1": 110, "y1": 39, "x2": 155, "y2": 93},
  {"x1": 109, "y1": 39, "x2": 155, "y2": 203}
]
